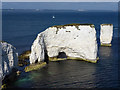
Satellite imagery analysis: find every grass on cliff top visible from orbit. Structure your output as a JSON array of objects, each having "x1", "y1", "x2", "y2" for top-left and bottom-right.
[
  {"x1": 52, "y1": 23, "x2": 94, "y2": 28},
  {"x1": 52, "y1": 23, "x2": 95, "y2": 34},
  {"x1": 101, "y1": 24, "x2": 113, "y2": 26},
  {"x1": 0, "y1": 41, "x2": 7, "y2": 43},
  {"x1": 0, "y1": 41, "x2": 5, "y2": 43}
]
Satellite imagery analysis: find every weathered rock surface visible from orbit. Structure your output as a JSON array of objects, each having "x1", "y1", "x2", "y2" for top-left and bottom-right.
[
  {"x1": 30, "y1": 24, "x2": 98, "y2": 64},
  {"x1": 0, "y1": 41, "x2": 18, "y2": 81},
  {"x1": 100, "y1": 24, "x2": 113, "y2": 46}
]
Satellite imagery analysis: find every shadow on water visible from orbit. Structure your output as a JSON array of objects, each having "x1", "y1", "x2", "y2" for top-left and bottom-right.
[
  {"x1": 94, "y1": 37, "x2": 119, "y2": 88},
  {"x1": 8, "y1": 60, "x2": 98, "y2": 88}
]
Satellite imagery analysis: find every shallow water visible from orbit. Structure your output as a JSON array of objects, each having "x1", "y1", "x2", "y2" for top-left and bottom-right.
[{"x1": 2, "y1": 9, "x2": 119, "y2": 88}]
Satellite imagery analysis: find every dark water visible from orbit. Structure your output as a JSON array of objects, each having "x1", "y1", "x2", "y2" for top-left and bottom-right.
[
  {"x1": 2, "y1": 9, "x2": 119, "y2": 88},
  {"x1": 3, "y1": 9, "x2": 118, "y2": 54}
]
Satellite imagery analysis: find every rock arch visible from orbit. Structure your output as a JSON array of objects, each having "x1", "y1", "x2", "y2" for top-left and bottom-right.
[
  {"x1": 57, "y1": 52, "x2": 67, "y2": 58},
  {"x1": 30, "y1": 24, "x2": 98, "y2": 64}
]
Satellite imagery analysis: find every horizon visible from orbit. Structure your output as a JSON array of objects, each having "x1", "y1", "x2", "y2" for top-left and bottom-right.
[
  {"x1": 2, "y1": 2, "x2": 118, "y2": 11},
  {"x1": 1, "y1": 0, "x2": 120, "y2": 2}
]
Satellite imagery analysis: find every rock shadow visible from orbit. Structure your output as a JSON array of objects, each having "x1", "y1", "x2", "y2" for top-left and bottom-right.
[{"x1": 57, "y1": 52, "x2": 67, "y2": 58}]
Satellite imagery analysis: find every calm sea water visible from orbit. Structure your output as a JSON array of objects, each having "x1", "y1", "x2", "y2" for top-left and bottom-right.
[{"x1": 2, "y1": 9, "x2": 119, "y2": 88}]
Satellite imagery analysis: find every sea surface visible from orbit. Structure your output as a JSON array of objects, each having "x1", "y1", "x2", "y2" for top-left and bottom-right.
[{"x1": 2, "y1": 9, "x2": 119, "y2": 88}]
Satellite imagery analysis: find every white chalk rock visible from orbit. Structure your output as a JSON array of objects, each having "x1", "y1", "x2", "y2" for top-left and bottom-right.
[
  {"x1": 30, "y1": 24, "x2": 98, "y2": 64},
  {"x1": 30, "y1": 33, "x2": 45, "y2": 64},
  {"x1": 0, "y1": 41, "x2": 18, "y2": 80},
  {"x1": 100, "y1": 24, "x2": 113, "y2": 45}
]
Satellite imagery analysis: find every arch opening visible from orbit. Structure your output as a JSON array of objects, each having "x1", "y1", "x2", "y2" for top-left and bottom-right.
[
  {"x1": 35, "y1": 59, "x2": 38, "y2": 64},
  {"x1": 44, "y1": 52, "x2": 49, "y2": 64},
  {"x1": 57, "y1": 52, "x2": 67, "y2": 58}
]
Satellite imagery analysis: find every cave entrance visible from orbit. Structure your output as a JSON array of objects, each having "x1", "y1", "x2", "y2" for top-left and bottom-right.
[
  {"x1": 35, "y1": 59, "x2": 38, "y2": 64},
  {"x1": 44, "y1": 51, "x2": 49, "y2": 64},
  {"x1": 57, "y1": 52, "x2": 67, "y2": 58}
]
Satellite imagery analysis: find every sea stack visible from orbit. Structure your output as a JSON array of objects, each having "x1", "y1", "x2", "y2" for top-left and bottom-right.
[
  {"x1": 30, "y1": 24, "x2": 98, "y2": 64},
  {"x1": 100, "y1": 24, "x2": 113, "y2": 46},
  {"x1": 0, "y1": 41, "x2": 18, "y2": 82}
]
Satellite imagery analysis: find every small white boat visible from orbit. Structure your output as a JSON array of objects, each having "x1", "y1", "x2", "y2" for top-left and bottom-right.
[
  {"x1": 36, "y1": 9, "x2": 39, "y2": 11},
  {"x1": 52, "y1": 16, "x2": 55, "y2": 19},
  {"x1": 10, "y1": 8, "x2": 14, "y2": 10}
]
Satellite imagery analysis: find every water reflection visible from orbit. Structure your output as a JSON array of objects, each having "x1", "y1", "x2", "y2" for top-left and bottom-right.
[
  {"x1": 45, "y1": 60, "x2": 97, "y2": 88},
  {"x1": 99, "y1": 46, "x2": 112, "y2": 58},
  {"x1": 94, "y1": 43, "x2": 118, "y2": 88},
  {"x1": 13, "y1": 60, "x2": 97, "y2": 88},
  {"x1": 8, "y1": 38, "x2": 119, "y2": 88}
]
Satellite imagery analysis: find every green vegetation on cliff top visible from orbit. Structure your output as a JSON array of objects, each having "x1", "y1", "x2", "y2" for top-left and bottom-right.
[
  {"x1": 52, "y1": 23, "x2": 94, "y2": 28},
  {"x1": 101, "y1": 24, "x2": 113, "y2": 26},
  {"x1": 52, "y1": 23, "x2": 95, "y2": 34}
]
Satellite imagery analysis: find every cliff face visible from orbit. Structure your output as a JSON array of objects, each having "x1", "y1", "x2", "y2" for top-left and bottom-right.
[
  {"x1": 100, "y1": 24, "x2": 113, "y2": 46},
  {"x1": 30, "y1": 24, "x2": 98, "y2": 64},
  {"x1": 0, "y1": 41, "x2": 18, "y2": 80}
]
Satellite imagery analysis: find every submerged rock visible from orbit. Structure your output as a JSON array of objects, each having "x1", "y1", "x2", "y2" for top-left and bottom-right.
[
  {"x1": 100, "y1": 24, "x2": 113, "y2": 46},
  {"x1": 18, "y1": 50, "x2": 31, "y2": 66},
  {"x1": 0, "y1": 41, "x2": 18, "y2": 83},
  {"x1": 24, "y1": 62, "x2": 46, "y2": 72},
  {"x1": 30, "y1": 24, "x2": 98, "y2": 64}
]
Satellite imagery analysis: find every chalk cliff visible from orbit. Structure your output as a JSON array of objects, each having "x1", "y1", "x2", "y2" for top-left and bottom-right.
[
  {"x1": 100, "y1": 24, "x2": 113, "y2": 46},
  {"x1": 0, "y1": 41, "x2": 18, "y2": 81},
  {"x1": 30, "y1": 24, "x2": 98, "y2": 64}
]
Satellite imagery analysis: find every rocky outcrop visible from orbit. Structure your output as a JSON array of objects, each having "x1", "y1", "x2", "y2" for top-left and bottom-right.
[
  {"x1": 30, "y1": 24, "x2": 98, "y2": 64},
  {"x1": 18, "y1": 50, "x2": 31, "y2": 67},
  {"x1": 100, "y1": 24, "x2": 113, "y2": 46},
  {"x1": 0, "y1": 41, "x2": 18, "y2": 81}
]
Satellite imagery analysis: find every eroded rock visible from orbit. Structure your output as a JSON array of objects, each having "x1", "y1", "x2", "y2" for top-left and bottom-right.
[
  {"x1": 0, "y1": 41, "x2": 18, "y2": 82},
  {"x1": 100, "y1": 24, "x2": 113, "y2": 46},
  {"x1": 30, "y1": 24, "x2": 98, "y2": 64}
]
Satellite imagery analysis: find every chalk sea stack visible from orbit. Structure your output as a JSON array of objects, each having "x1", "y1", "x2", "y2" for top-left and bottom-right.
[
  {"x1": 0, "y1": 41, "x2": 18, "y2": 88},
  {"x1": 30, "y1": 24, "x2": 98, "y2": 65},
  {"x1": 100, "y1": 24, "x2": 113, "y2": 46}
]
